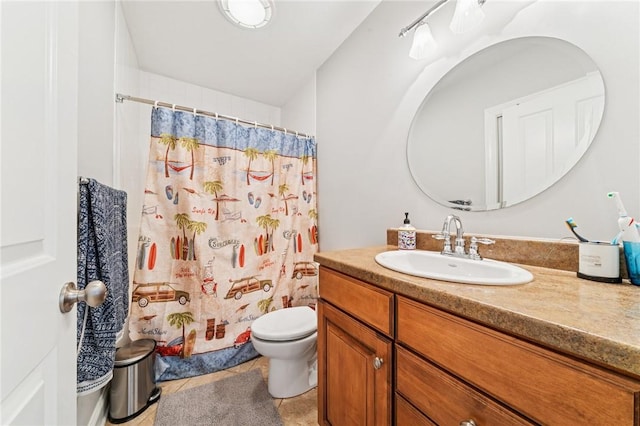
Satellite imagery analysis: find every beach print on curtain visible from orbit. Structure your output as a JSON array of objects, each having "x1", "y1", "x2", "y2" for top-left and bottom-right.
[{"x1": 129, "y1": 107, "x2": 318, "y2": 381}]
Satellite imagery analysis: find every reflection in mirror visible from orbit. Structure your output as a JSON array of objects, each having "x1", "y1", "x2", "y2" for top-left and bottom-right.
[{"x1": 407, "y1": 36, "x2": 605, "y2": 211}]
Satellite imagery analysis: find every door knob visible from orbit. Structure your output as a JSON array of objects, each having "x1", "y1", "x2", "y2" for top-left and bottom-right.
[{"x1": 59, "y1": 280, "x2": 107, "y2": 313}]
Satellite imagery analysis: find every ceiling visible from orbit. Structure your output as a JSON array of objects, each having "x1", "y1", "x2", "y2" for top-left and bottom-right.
[{"x1": 121, "y1": 0, "x2": 380, "y2": 107}]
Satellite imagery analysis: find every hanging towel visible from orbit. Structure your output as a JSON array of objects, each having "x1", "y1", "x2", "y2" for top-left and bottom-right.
[{"x1": 77, "y1": 178, "x2": 129, "y2": 395}]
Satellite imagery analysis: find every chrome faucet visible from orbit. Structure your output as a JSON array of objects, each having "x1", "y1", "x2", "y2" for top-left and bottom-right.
[
  {"x1": 447, "y1": 214, "x2": 466, "y2": 255},
  {"x1": 434, "y1": 214, "x2": 465, "y2": 256},
  {"x1": 433, "y1": 215, "x2": 495, "y2": 259}
]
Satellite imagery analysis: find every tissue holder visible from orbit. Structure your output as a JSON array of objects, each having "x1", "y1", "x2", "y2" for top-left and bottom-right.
[{"x1": 577, "y1": 242, "x2": 621, "y2": 283}]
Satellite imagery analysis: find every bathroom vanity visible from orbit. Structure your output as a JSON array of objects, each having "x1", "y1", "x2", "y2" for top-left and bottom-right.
[{"x1": 315, "y1": 237, "x2": 640, "y2": 425}]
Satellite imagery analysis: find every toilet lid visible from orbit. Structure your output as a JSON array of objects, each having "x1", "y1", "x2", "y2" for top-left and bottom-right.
[{"x1": 251, "y1": 306, "x2": 317, "y2": 341}]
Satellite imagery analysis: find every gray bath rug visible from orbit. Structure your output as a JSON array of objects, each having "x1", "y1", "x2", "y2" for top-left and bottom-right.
[{"x1": 154, "y1": 369, "x2": 283, "y2": 426}]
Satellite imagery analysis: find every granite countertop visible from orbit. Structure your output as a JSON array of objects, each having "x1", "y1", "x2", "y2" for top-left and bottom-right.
[{"x1": 314, "y1": 245, "x2": 640, "y2": 379}]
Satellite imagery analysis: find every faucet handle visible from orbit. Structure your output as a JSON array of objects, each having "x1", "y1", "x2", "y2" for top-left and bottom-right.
[
  {"x1": 472, "y1": 237, "x2": 495, "y2": 246},
  {"x1": 469, "y1": 237, "x2": 495, "y2": 260},
  {"x1": 433, "y1": 232, "x2": 453, "y2": 254}
]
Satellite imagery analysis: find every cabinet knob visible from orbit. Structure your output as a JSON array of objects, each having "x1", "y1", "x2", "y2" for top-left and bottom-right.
[
  {"x1": 460, "y1": 420, "x2": 477, "y2": 426},
  {"x1": 373, "y1": 356, "x2": 384, "y2": 370}
]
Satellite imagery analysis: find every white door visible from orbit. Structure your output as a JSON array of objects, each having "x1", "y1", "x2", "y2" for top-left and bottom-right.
[
  {"x1": 1, "y1": 2, "x2": 78, "y2": 424},
  {"x1": 484, "y1": 72, "x2": 604, "y2": 207},
  {"x1": 501, "y1": 102, "x2": 554, "y2": 206},
  {"x1": 501, "y1": 74, "x2": 604, "y2": 206}
]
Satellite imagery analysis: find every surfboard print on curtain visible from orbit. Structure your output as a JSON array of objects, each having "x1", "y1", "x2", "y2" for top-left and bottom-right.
[{"x1": 129, "y1": 107, "x2": 318, "y2": 381}]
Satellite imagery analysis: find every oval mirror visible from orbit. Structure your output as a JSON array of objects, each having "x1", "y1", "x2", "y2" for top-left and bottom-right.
[{"x1": 407, "y1": 36, "x2": 605, "y2": 211}]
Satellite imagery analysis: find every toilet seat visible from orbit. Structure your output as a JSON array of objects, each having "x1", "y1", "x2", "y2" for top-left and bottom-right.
[{"x1": 251, "y1": 306, "x2": 317, "y2": 341}]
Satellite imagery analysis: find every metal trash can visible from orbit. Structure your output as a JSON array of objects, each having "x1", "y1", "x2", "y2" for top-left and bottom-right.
[{"x1": 108, "y1": 339, "x2": 162, "y2": 423}]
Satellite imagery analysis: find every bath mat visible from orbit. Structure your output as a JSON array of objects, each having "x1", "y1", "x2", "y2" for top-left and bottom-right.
[{"x1": 153, "y1": 369, "x2": 283, "y2": 426}]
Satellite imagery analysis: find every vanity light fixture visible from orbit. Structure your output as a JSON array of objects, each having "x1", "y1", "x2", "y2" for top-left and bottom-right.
[
  {"x1": 399, "y1": 0, "x2": 487, "y2": 60},
  {"x1": 409, "y1": 22, "x2": 437, "y2": 60},
  {"x1": 218, "y1": 0, "x2": 274, "y2": 29},
  {"x1": 450, "y1": 0, "x2": 486, "y2": 34}
]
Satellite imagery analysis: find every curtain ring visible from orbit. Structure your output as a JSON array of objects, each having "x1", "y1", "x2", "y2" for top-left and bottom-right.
[
  {"x1": 254, "y1": 121, "x2": 258, "y2": 129},
  {"x1": 270, "y1": 125, "x2": 274, "y2": 131},
  {"x1": 172, "y1": 104, "x2": 176, "y2": 111},
  {"x1": 215, "y1": 113, "x2": 218, "y2": 120},
  {"x1": 284, "y1": 128, "x2": 287, "y2": 135},
  {"x1": 153, "y1": 100, "x2": 159, "y2": 108},
  {"x1": 193, "y1": 107, "x2": 197, "y2": 117},
  {"x1": 295, "y1": 131, "x2": 299, "y2": 137},
  {"x1": 235, "y1": 118, "x2": 239, "y2": 125}
]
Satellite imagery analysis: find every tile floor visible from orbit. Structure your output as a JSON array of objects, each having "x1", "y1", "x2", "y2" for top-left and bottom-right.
[{"x1": 106, "y1": 356, "x2": 318, "y2": 426}]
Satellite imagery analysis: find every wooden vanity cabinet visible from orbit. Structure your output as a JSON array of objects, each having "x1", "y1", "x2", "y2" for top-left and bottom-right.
[
  {"x1": 318, "y1": 267, "x2": 393, "y2": 426},
  {"x1": 318, "y1": 266, "x2": 640, "y2": 425}
]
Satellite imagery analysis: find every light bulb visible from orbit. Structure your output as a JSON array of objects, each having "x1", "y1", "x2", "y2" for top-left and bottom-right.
[
  {"x1": 229, "y1": 0, "x2": 266, "y2": 26},
  {"x1": 450, "y1": 0, "x2": 485, "y2": 34},
  {"x1": 409, "y1": 22, "x2": 436, "y2": 60}
]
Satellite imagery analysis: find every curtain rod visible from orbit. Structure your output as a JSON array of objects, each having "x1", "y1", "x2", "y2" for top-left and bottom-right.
[{"x1": 114, "y1": 93, "x2": 314, "y2": 139}]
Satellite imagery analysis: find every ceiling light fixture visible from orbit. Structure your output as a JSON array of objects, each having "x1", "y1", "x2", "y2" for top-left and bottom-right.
[
  {"x1": 218, "y1": 0, "x2": 274, "y2": 29},
  {"x1": 399, "y1": 0, "x2": 486, "y2": 60}
]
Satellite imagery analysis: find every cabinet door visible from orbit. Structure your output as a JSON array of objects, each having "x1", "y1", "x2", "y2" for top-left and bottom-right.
[{"x1": 318, "y1": 300, "x2": 392, "y2": 426}]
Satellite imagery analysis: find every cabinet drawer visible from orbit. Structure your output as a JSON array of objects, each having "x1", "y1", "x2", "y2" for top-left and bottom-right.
[
  {"x1": 397, "y1": 296, "x2": 640, "y2": 425},
  {"x1": 397, "y1": 346, "x2": 530, "y2": 425},
  {"x1": 319, "y1": 267, "x2": 393, "y2": 336},
  {"x1": 395, "y1": 394, "x2": 436, "y2": 426}
]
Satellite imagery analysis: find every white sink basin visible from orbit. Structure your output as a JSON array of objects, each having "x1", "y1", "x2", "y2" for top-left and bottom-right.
[{"x1": 374, "y1": 250, "x2": 533, "y2": 285}]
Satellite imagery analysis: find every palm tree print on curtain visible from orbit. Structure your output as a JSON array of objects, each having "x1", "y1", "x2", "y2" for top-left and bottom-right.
[{"x1": 129, "y1": 107, "x2": 318, "y2": 380}]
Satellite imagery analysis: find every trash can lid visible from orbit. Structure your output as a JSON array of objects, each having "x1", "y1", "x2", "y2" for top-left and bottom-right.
[{"x1": 114, "y1": 339, "x2": 156, "y2": 366}]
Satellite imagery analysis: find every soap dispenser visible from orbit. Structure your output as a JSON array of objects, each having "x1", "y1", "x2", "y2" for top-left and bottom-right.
[{"x1": 398, "y1": 212, "x2": 416, "y2": 250}]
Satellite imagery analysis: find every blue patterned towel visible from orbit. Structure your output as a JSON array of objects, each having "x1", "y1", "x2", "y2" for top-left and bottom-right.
[{"x1": 77, "y1": 178, "x2": 129, "y2": 395}]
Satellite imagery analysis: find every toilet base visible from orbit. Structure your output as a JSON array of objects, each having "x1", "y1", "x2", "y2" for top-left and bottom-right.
[{"x1": 267, "y1": 355, "x2": 318, "y2": 398}]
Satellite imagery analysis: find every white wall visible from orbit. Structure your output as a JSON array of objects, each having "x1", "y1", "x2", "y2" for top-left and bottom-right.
[
  {"x1": 137, "y1": 72, "x2": 283, "y2": 126},
  {"x1": 77, "y1": 0, "x2": 115, "y2": 183},
  {"x1": 114, "y1": 0, "x2": 143, "y2": 294},
  {"x1": 281, "y1": 73, "x2": 317, "y2": 137},
  {"x1": 317, "y1": 0, "x2": 640, "y2": 251}
]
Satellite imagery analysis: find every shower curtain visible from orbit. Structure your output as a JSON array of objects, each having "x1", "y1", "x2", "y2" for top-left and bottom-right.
[{"x1": 128, "y1": 107, "x2": 318, "y2": 381}]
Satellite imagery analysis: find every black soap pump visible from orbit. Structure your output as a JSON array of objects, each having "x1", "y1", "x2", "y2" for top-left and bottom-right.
[{"x1": 398, "y1": 212, "x2": 416, "y2": 250}]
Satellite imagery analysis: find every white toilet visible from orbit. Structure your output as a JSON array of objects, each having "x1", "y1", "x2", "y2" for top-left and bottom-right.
[{"x1": 250, "y1": 306, "x2": 318, "y2": 398}]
